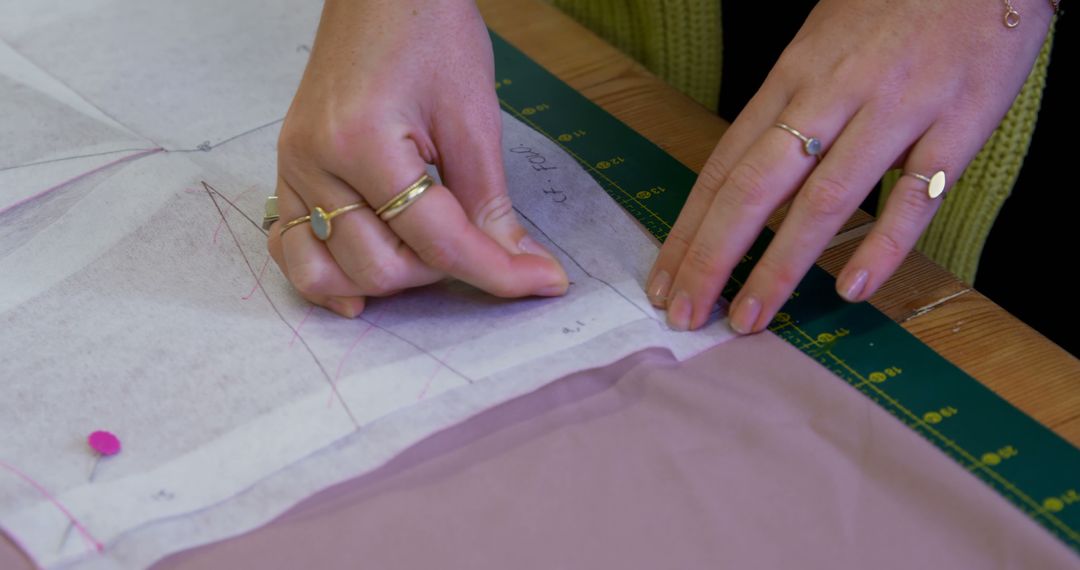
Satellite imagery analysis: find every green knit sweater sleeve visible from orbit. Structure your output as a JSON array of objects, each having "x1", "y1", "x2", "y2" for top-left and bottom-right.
[
  {"x1": 547, "y1": 1, "x2": 1054, "y2": 284},
  {"x1": 879, "y1": 26, "x2": 1055, "y2": 284},
  {"x1": 548, "y1": 0, "x2": 721, "y2": 111}
]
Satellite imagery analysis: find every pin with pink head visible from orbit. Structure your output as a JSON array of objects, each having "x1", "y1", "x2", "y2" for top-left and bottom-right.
[{"x1": 87, "y1": 431, "x2": 121, "y2": 456}]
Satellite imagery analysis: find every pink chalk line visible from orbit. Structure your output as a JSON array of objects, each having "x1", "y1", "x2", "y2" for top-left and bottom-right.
[
  {"x1": 327, "y1": 307, "x2": 385, "y2": 408},
  {"x1": 328, "y1": 323, "x2": 376, "y2": 408},
  {"x1": 289, "y1": 305, "x2": 316, "y2": 347},
  {"x1": 0, "y1": 459, "x2": 103, "y2": 554},
  {"x1": 417, "y1": 345, "x2": 458, "y2": 401},
  {"x1": 211, "y1": 217, "x2": 227, "y2": 244},
  {"x1": 241, "y1": 257, "x2": 271, "y2": 300},
  {"x1": 0, "y1": 148, "x2": 163, "y2": 217},
  {"x1": 211, "y1": 185, "x2": 259, "y2": 244}
]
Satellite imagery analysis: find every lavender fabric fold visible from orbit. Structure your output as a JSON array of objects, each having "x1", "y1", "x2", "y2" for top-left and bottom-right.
[{"x1": 141, "y1": 333, "x2": 1077, "y2": 569}]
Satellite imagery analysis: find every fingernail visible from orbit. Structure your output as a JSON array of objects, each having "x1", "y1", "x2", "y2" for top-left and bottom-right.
[
  {"x1": 729, "y1": 295, "x2": 761, "y2": 335},
  {"x1": 666, "y1": 290, "x2": 692, "y2": 331},
  {"x1": 536, "y1": 281, "x2": 568, "y2": 297},
  {"x1": 518, "y1": 234, "x2": 557, "y2": 261},
  {"x1": 839, "y1": 269, "x2": 869, "y2": 302},
  {"x1": 327, "y1": 297, "x2": 362, "y2": 318},
  {"x1": 647, "y1": 270, "x2": 672, "y2": 308}
]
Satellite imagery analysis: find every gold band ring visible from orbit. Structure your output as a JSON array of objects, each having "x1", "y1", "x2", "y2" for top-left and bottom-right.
[
  {"x1": 774, "y1": 123, "x2": 824, "y2": 160},
  {"x1": 904, "y1": 170, "x2": 947, "y2": 199},
  {"x1": 375, "y1": 173, "x2": 434, "y2": 222},
  {"x1": 278, "y1": 214, "x2": 310, "y2": 237},
  {"x1": 279, "y1": 201, "x2": 367, "y2": 241}
]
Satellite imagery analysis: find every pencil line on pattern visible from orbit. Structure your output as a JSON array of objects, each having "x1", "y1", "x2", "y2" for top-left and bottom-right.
[
  {"x1": 202, "y1": 181, "x2": 360, "y2": 428},
  {"x1": 328, "y1": 316, "x2": 379, "y2": 409},
  {"x1": 1, "y1": 113, "x2": 281, "y2": 174},
  {"x1": 212, "y1": 185, "x2": 261, "y2": 245},
  {"x1": 205, "y1": 182, "x2": 473, "y2": 389},
  {"x1": 0, "y1": 148, "x2": 163, "y2": 217},
  {"x1": 202, "y1": 186, "x2": 267, "y2": 237},
  {"x1": 0, "y1": 147, "x2": 160, "y2": 173},
  {"x1": 358, "y1": 313, "x2": 475, "y2": 384},
  {"x1": 417, "y1": 344, "x2": 459, "y2": 401},
  {"x1": 169, "y1": 118, "x2": 284, "y2": 153},
  {"x1": 0, "y1": 459, "x2": 103, "y2": 554},
  {"x1": 513, "y1": 206, "x2": 656, "y2": 322},
  {"x1": 56, "y1": 454, "x2": 104, "y2": 552},
  {"x1": 240, "y1": 258, "x2": 271, "y2": 301},
  {"x1": 289, "y1": 305, "x2": 316, "y2": 347}
]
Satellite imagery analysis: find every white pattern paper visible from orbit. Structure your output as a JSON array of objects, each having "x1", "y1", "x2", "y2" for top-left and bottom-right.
[{"x1": 0, "y1": 3, "x2": 735, "y2": 567}]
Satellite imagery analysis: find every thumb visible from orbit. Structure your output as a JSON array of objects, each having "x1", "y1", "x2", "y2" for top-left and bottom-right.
[{"x1": 434, "y1": 102, "x2": 560, "y2": 262}]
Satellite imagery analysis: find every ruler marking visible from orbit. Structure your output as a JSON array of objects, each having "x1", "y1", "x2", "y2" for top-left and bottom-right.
[{"x1": 783, "y1": 323, "x2": 1080, "y2": 541}]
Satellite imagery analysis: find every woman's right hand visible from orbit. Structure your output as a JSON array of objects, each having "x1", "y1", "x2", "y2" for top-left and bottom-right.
[{"x1": 268, "y1": 0, "x2": 569, "y2": 317}]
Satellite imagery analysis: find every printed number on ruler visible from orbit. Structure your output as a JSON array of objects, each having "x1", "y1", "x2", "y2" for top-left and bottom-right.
[
  {"x1": 521, "y1": 103, "x2": 551, "y2": 115},
  {"x1": 634, "y1": 186, "x2": 666, "y2": 200},
  {"x1": 595, "y1": 157, "x2": 624, "y2": 170}
]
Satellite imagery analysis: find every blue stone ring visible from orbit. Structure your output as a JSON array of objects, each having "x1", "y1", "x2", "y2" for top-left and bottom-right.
[
  {"x1": 279, "y1": 200, "x2": 367, "y2": 241},
  {"x1": 774, "y1": 123, "x2": 824, "y2": 160}
]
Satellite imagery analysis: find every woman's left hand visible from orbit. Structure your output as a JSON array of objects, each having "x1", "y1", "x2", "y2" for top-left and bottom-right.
[{"x1": 646, "y1": 0, "x2": 1054, "y2": 333}]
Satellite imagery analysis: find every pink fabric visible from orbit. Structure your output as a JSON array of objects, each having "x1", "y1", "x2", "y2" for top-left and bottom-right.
[{"x1": 3, "y1": 333, "x2": 1076, "y2": 568}]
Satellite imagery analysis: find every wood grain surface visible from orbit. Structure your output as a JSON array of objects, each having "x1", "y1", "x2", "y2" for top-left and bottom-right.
[{"x1": 480, "y1": 0, "x2": 1080, "y2": 446}]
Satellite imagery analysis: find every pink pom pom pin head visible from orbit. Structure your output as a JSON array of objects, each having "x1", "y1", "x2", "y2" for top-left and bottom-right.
[{"x1": 87, "y1": 431, "x2": 121, "y2": 456}]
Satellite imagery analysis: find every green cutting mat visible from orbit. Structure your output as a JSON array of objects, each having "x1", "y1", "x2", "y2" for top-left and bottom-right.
[{"x1": 491, "y1": 30, "x2": 1080, "y2": 553}]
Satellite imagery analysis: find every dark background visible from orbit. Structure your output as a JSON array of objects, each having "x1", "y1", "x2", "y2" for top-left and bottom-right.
[{"x1": 719, "y1": 2, "x2": 1078, "y2": 357}]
